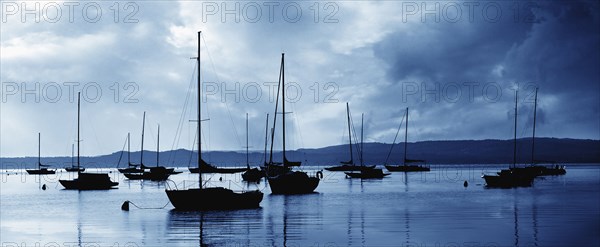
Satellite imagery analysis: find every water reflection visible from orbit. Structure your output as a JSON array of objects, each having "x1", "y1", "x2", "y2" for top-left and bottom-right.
[{"x1": 167, "y1": 208, "x2": 264, "y2": 246}]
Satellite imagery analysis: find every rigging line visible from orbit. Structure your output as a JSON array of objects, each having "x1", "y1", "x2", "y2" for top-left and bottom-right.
[
  {"x1": 168, "y1": 62, "x2": 197, "y2": 166},
  {"x1": 128, "y1": 201, "x2": 171, "y2": 210},
  {"x1": 384, "y1": 113, "x2": 406, "y2": 166},
  {"x1": 201, "y1": 34, "x2": 242, "y2": 150},
  {"x1": 81, "y1": 107, "x2": 104, "y2": 156},
  {"x1": 116, "y1": 135, "x2": 128, "y2": 168},
  {"x1": 188, "y1": 127, "x2": 197, "y2": 168}
]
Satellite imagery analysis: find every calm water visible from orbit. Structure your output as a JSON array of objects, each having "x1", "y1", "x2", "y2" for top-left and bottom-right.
[{"x1": 1, "y1": 164, "x2": 599, "y2": 247}]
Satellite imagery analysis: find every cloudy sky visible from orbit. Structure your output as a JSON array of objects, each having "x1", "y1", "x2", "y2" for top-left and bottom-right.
[{"x1": 1, "y1": 1, "x2": 598, "y2": 157}]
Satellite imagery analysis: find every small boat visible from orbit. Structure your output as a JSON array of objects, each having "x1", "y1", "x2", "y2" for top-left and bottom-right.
[
  {"x1": 188, "y1": 161, "x2": 247, "y2": 174},
  {"x1": 59, "y1": 92, "x2": 119, "y2": 190},
  {"x1": 516, "y1": 88, "x2": 566, "y2": 176},
  {"x1": 345, "y1": 168, "x2": 390, "y2": 179},
  {"x1": 242, "y1": 113, "x2": 266, "y2": 182},
  {"x1": 165, "y1": 31, "x2": 263, "y2": 210},
  {"x1": 343, "y1": 113, "x2": 390, "y2": 179},
  {"x1": 26, "y1": 133, "x2": 56, "y2": 175},
  {"x1": 64, "y1": 143, "x2": 85, "y2": 172},
  {"x1": 266, "y1": 53, "x2": 321, "y2": 194},
  {"x1": 125, "y1": 124, "x2": 180, "y2": 181},
  {"x1": 482, "y1": 90, "x2": 536, "y2": 188},
  {"x1": 117, "y1": 133, "x2": 144, "y2": 174},
  {"x1": 385, "y1": 107, "x2": 430, "y2": 172},
  {"x1": 65, "y1": 166, "x2": 85, "y2": 172},
  {"x1": 325, "y1": 103, "x2": 375, "y2": 172}
]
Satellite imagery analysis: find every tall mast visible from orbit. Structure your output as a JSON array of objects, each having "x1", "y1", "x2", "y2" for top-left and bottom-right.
[
  {"x1": 38, "y1": 132, "x2": 41, "y2": 169},
  {"x1": 77, "y1": 92, "x2": 81, "y2": 175},
  {"x1": 281, "y1": 53, "x2": 286, "y2": 165},
  {"x1": 246, "y1": 113, "x2": 249, "y2": 168},
  {"x1": 404, "y1": 107, "x2": 408, "y2": 166},
  {"x1": 531, "y1": 87, "x2": 538, "y2": 165},
  {"x1": 269, "y1": 55, "x2": 284, "y2": 164},
  {"x1": 264, "y1": 113, "x2": 269, "y2": 165},
  {"x1": 197, "y1": 31, "x2": 203, "y2": 188},
  {"x1": 346, "y1": 103, "x2": 353, "y2": 165},
  {"x1": 71, "y1": 144, "x2": 74, "y2": 168},
  {"x1": 141, "y1": 111, "x2": 146, "y2": 166},
  {"x1": 513, "y1": 90, "x2": 518, "y2": 169},
  {"x1": 157, "y1": 124, "x2": 160, "y2": 167},
  {"x1": 360, "y1": 113, "x2": 364, "y2": 167},
  {"x1": 127, "y1": 132, "x2": 130, "y2": 165}
]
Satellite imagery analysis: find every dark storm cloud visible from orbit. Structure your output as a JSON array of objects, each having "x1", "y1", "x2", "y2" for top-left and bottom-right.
[{"x1": 370, "y1": 0, "x2": 600, "y2": 140}]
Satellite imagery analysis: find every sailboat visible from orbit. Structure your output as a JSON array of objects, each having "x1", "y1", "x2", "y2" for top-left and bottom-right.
[
  {"x1": 165, "y1": 31, "x2": 263, "y2": 210},
  {"x1": 242, "y1": 113, "x2": 265, "y2": 182},
  {"x1": 58, "y1": 92, "x2": 119, "y2": 190},
  {"x1": 117, "y1": 131, "x2": 145, "y2": 173},
  {"x1": 125, "y1": 124, "x2": 180, "y2": 180},
  {"x1": 385, "y1": 107, "x2": 430, "y2": 172},
  {"x1": 482, "y1": 90, "x2": 535, "y2": 188},
  {"x1": 345, "y1": 113, "x2": 390, "y2": 179},
  {"x1": 64, "y1": 143, "x2": 85, "y2": 172},
  {"x1": 325, "y1": 103, "x2": 375, "y2": 172},
  {"x1": 26, "y1": 133, "x2": 56, "y2": 175},
  {"x1": 513, "y1": 88, "x2": 566, "y2": 176},
  {"x1": 266, "y1": 53, "x2": 321, "y2": 194},
  {"x1": 118, "y1": 113, "x2": 147, "y2": 174},
  {"x1": 188, "y1": 113, "x2": 246, "y2": 174}
]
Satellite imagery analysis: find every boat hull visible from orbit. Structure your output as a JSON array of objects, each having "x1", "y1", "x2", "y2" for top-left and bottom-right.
[
  {"x1": 26, "y1": 169, "x2": 56, "y2": 175},
  {"x1": 267, "y1": 171, "x2": 320, "y2": 194},
  {"x1": 166, "y1": 187, "x2": 263, "y2": 211},
  {"x1": 64, "y1": 167, "x2": 85, "y2": 172},
  {"x1": 385, "y1": 165, "x2": 430, "y2": 172},
  {"x1": 345, "y1": 168, "x2": 390, "y2": 179},
  {"x1": 189, "y1": 167, "x2": 247, "y2": 174},
  {"x1": 242, "y1": 168, "x2": 265, "y2": 182},
  {"x1": 59, "y1": 173, "x2": 119, "y2": 190},
  {"x1": 482, "y1": 173, "x2": 534, "y2": 188},
  {"x1": 325, "y1": 165, "x2": 375, "y2": 172}
]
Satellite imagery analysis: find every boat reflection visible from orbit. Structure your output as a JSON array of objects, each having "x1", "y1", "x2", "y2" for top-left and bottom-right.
[{"x1": 167, "y1": 208, "x2": 263, "y2": 246}]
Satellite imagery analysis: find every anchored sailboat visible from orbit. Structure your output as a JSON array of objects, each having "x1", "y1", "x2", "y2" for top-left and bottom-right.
[
  {"x1": 266, "y1": 53, "x2": 321, "y2": 194},
  {"x1": 482, "y1": 90, "x2": 535, "y2": 188},
  {"x1": 58, "y1": 92, "x2": 119, "y2": 190},
  {"x1": 345, "y1": 113, "x2": 390, "y2": 179},
  {"x1": 125, "y1": 124, "x2": 180, "y2": 180},
  {"x1": 165, "y1": 31, "x2": 263, "y2": 210},
  {"x1": 385, "y1": 107, "x2": 430, "y2": 172},
  {"x1": 26, "y1": 133, "x2": 56, "y2": 175},
  {"x1": 242, "y1": 113, "x2": 266, "y2": 182},
  {"x1": 326, "y1": 103, "x2": 375, "y2": 172},
  {"x1": 64, "y1": 143, "x2": 84, "y2": 172}
]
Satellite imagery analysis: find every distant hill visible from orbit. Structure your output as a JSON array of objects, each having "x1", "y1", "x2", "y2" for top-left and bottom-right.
[{"x1": 1, "y1": 138, "x2": 598, "y2": 169}]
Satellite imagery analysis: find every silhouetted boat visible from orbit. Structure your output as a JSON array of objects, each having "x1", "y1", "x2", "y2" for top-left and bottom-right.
[
  {"x1": 189, "y1": 162, "x2": 247, "y2": 174},
  {"x1": 242, "y1": 113, "x2": 266, "y2": 182},
  {"x1": 124, "y1": 124, "x2": 180, "y2": 181},
  {"x1": 345, "y1": 168, "x2": 390, "y2": 179},
  {"x1": 266, "y1": 53, "x2": 321, "y2": 194},
  {"x1": 165, "y1": 31, "x2": 263, "y2": 210},
  {"x1": 117, "y1": 133, "x2": 144, "y2": 174},
  {"x1": 59, "y1": 92, "x2": 119, "y2": 190},
  {"x1": 326, "y1": 103, "x2": 375, "y2": 172},
  {"x1": 385, "y1": 107, "x2": 430, "y2": 172},
  {"x1": 65, "y1": 166, "x2": 85, "y2": 172},
  {"x1": 483, "y1": 90, "x2": 535, "y2": 188},
  {"x1": 64, "y1": 144, "x2": 85, "y2": 172},
  {"x1": 26, "y1": 133, "x2": 56, "y2": 175},
  {"x1": 513, "y1": 88, "x2": 566, "y2": 176},
  {"x1": 344, "y1": 114, "x2": 390, "y2": 179}
]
